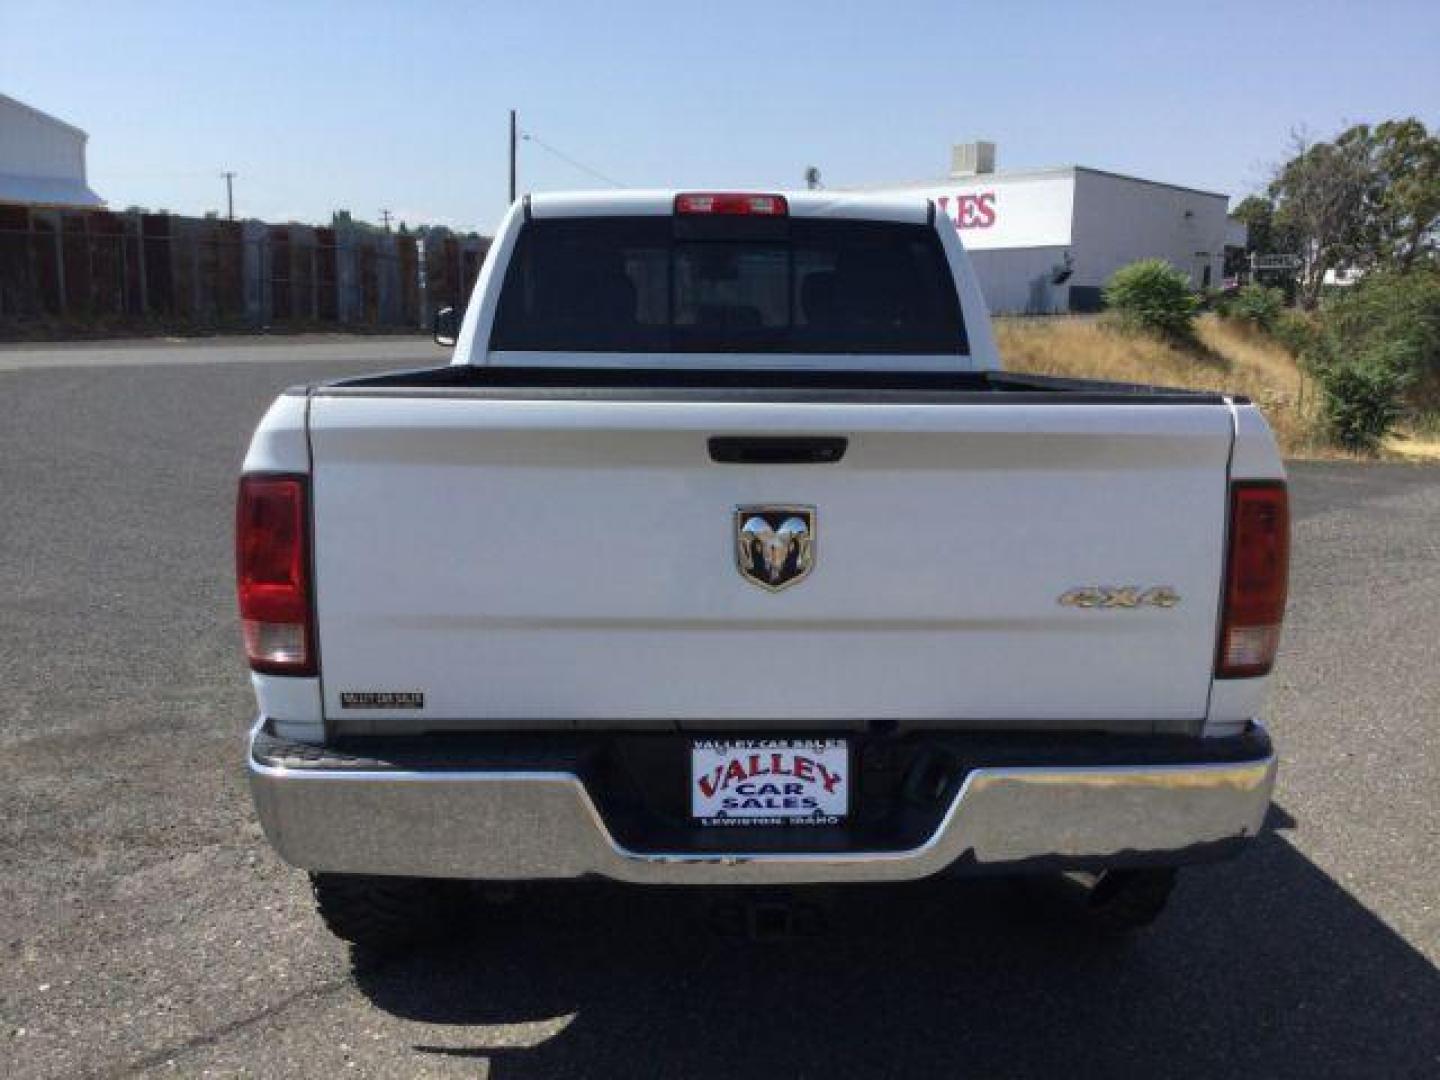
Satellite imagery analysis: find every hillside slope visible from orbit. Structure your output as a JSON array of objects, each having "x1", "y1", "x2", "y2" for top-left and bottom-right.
[{"x1": 996, "y1": 315, "x2": 1317, "y2": 456}]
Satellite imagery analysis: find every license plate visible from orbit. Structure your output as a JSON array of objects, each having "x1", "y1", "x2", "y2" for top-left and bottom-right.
[{"x1": 690, "y1": 738, "x2": 848, "y2": 827}]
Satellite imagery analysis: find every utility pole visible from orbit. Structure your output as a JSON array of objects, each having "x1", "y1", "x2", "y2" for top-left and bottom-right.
[
  {"x1": 380, "y1": 209, "x2": 392, "y2": 233},
  {"x1": 509, "y1": 109, "x2": 517, "y2": 205},
  {"x1": 221, "y1": 171, "x2": 236, "y2": 220}
]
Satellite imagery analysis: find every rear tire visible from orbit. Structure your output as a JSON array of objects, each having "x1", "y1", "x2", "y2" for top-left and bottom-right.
[{"x1": 309, "y1": 872, "x2": 463, "y2": 953}]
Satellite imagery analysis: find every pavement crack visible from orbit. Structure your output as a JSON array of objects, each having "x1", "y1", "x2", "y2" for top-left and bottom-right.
[{"x1": 106, "y1": 973, "x2": 354, "y2": 1078}]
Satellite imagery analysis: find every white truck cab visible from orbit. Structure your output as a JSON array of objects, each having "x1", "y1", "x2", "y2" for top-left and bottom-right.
[{"x1": 240, "y1": 191, "x2": 1286, "y2": 948}]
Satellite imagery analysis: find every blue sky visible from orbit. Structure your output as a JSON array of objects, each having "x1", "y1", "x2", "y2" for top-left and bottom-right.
[{"x1": 4, "y1": 0, "x2": 1438, "y2": 232}]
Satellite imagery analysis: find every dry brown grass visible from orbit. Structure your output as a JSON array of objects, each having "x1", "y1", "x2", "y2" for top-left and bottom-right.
[
  {"x1": 1382, "y1": 431, "x2": 1440, "y2": 461},
  {"x1": 994, "y1": 315, "x2": 1327, "y2": 457}
]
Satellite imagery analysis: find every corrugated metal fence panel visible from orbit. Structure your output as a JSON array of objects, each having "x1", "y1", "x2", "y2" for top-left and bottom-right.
[{"x1": 0, "y1": 206, "x2": 464, "y2": 333}]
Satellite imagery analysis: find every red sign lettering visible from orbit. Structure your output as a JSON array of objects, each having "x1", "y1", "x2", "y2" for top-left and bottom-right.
[{"x1": 937, "y1": 191, "x2": 996, "y2": 230}]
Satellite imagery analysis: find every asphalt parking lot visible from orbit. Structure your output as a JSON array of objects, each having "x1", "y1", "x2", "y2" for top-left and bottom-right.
[{"x1": 2, "y1": 338, "x2": 1437, "y2": 1078}]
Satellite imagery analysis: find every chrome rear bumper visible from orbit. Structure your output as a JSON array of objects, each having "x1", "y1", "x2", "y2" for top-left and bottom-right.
[{"x1": 247, "y1": 719, "x2": 1276, "y2": 885}]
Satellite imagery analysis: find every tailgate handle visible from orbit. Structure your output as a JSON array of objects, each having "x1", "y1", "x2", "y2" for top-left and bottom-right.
[{"x1": 708, "y1": 436, "x2": 848, "y2": 465}]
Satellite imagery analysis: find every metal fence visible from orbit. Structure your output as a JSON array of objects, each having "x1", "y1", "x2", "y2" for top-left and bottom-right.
[{"x1": 0, "y1": 205, "x2": 489, "y2": 335}]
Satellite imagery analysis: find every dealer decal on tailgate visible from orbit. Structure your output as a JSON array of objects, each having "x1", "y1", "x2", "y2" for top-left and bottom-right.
[
  {"x1": 691, "y1": 738, "x2": 848, "y2": 827},
  {"x1": 339, "y1": 691, "x2": 424, "y2": 709}
]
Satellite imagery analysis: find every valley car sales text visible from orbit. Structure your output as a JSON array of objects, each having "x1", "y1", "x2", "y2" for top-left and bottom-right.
[{"x1": 693, "y1": 739, "x2": 845, "y2": 826}]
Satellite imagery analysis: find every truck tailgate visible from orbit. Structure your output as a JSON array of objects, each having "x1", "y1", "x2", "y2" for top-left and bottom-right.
[{"x1": 308, "y1": 394, "x2": 1234, "y2": 729}]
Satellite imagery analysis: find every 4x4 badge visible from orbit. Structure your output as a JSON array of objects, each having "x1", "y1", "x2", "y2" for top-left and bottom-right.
[
  {"x1": 735, "y1": 506, "x2": 815, "y2": 592},
  {"x1": 1058, "y1": 586, "x2": 1181, "y2": 609}
]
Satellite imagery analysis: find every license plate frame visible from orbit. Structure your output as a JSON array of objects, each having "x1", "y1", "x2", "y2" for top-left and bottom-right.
[{"x1": 690, "y1": 738, "x2": 849, "y2": 827}]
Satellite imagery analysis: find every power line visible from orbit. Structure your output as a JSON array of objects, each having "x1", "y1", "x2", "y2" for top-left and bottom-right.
[
  {"x1": 380, "y1": 209, "x2": 392, "y2": 232},
  {"x1": 519, "y1": 130, "x2": 625, "y2": 188}
]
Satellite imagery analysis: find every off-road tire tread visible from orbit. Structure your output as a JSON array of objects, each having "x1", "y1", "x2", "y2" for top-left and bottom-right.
[{"x1": 310, "y1": 873, "x2": 456, "y2": 951}]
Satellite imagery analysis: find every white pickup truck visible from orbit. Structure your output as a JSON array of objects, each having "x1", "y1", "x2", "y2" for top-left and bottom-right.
[{"x1": 240, "y1": 190, "x2": 1287, "y2": 949}]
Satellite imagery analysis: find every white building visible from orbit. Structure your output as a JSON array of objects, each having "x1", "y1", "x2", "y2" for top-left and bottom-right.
[
  {"x1": 0, "y1": 92, "x2": 105, "y2": 209},
  {"x1": 859, "y1": 142, "x2": 1235, "y2": 314}
]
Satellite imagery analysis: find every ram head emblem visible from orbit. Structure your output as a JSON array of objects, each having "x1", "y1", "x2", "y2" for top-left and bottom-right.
[{"x1": 735, "y1": 506, "x2": 816, "y2": 592}]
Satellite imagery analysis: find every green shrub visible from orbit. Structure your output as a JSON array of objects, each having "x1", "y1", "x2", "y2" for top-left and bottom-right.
[
  {"x1": 1307, "y1": 340, "x2": 1411, "y2": 454},
  {"x1": 1230, "y1": 285, "x2": 1286, "y2": 331},
  {"x1": 1201, "y1": 287, "x2": 1235, "y2": 316},
  {"x1": 1322, "y1": 270, "x2": 1440, "y2": 381},
  {"x1": 1103, "y1": 259, "x2": 1199, "y2": 341},
  {"x1": 1273, "y1": 308, "x2": 1320, "y2": 357}
]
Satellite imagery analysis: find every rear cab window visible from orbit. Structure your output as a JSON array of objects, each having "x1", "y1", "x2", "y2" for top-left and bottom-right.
[{"x1": 491, "y1": 215, "x2": 968, "y2": 355}]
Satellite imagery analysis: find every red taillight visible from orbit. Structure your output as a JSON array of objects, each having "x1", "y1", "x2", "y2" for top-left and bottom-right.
[
  {"x1": 236, "y1": 475, "x2": 314, "y2": 676},
  {"x1": 674, "y1": 192, "x2": 788, "y2": 216},
  {"x1": 1216, "y1": 481, "x2": 1289, "y2": 679}
]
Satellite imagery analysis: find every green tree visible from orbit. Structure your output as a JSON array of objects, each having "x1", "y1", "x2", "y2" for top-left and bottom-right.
[
  {"x1": 1270, "y1": 129, "x2": 1372, "y2": 309},
  {"x1": 1270, "y1": 120, "x2": 1440, "y2": 303},
  {"x1": 1362, "y1": 119, "x2": 1440, "y2": 272},
  {"x1": 1231, "y1": 195, "x2": 1277, "y2": 256},
  {"x1": 1228, "y1": 194, "x2": 1302, "y2": 292},
  {"x1": 330, "y1": 209, "x2": 385, "y2": 235}
]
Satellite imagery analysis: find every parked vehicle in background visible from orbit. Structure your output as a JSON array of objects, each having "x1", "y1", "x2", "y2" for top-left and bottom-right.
[{"x1": 239, "y1": 190, "x2": 1288, "y2": 950}]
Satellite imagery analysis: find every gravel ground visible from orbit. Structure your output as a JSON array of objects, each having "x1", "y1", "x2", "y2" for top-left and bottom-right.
[{"x1": 1, "y1": 344, "x2": 1436, "y2": 1078}]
